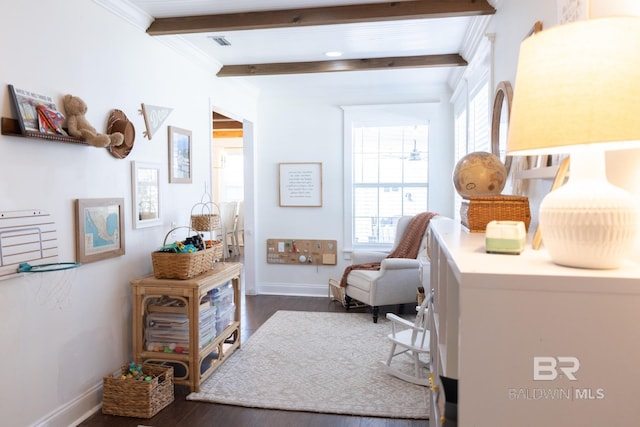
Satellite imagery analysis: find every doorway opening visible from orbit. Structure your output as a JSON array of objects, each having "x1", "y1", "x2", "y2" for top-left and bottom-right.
[{"x1": 212, "y1": 111, "x2": 244, "y2": 258}]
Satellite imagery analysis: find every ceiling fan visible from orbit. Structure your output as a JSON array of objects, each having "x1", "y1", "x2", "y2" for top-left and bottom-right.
[{"x1": 406, "y1": 139, "x2": 423, "y2": 161}]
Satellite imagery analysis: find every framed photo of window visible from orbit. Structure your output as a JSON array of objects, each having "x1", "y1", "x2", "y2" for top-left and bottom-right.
[
  {"x1": 75, "y1": 198, "x2": 125, "y2": 263},
  {"x1": 168, "y1": 126, "x2": 192, "y2": 183},
  {"x1": 131, "y1": 161, "x2": 162, "y2": 229}
]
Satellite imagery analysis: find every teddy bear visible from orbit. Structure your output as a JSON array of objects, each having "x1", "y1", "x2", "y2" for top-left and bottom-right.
[{"x1": 63, "y1": 94, "x2": 124, "y2": 147}]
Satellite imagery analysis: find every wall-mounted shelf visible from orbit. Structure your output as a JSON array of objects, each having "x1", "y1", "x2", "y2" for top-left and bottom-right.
[{"x1": 1, "y1": 117, "x2": 87, "y2": 145}]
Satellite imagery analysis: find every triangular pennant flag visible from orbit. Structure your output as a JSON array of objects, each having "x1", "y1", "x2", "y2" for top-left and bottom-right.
[{"x1": 139, "y1": 103, "x2": 173, "y2": 140}]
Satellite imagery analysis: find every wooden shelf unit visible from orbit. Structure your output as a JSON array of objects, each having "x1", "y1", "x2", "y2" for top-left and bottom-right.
[
  {"x1": 130, "y1": 262, "x2": 242, "y2": 392},
  {"x1": 428, "y1": 217, "x2": 640, "y2": 426},
  {"x1": 1, "y1": 117, "x2": 87, "y2": 145}
]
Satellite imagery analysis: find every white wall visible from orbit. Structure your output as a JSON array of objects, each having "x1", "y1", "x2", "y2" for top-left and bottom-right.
[
  {"x1": 253, "y1": 86, "x2": 453, "y2": 296},
  {"x1": 0, "y1": 1, "x2": 257, "y2": 426}
]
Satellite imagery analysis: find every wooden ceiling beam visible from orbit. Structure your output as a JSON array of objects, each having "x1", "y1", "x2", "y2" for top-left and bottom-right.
[
  {"x1": 213, "y1": 120, "x2": 243, "y2": 130},
  {"x1": 216, "y1": 53, "x2": 467, "y2": 77},
  {"x1": 146, "y1": 0, "x2": 496, "y2": 35}
]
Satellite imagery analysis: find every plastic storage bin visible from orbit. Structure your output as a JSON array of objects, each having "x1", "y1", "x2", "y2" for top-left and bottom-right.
[
  {"x1": 211, "y1": 281, "x2": 234, "y2": 310},
  {"x1": 215, "y1": 303, "x2": 236, "y2": 336}
]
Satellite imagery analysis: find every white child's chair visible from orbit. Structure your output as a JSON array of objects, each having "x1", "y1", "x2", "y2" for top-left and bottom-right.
[{"x1": 381, "y1": 292, "x2": 431, "y2": 386}]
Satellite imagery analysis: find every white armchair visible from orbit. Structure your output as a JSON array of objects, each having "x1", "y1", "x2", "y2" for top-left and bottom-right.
[{"x1": 345, "y1": 215, "x2": 432, "y2": 323}]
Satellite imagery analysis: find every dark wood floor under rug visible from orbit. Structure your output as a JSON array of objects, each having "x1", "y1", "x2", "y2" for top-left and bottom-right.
[{"x1": 78, "y1": 291, "x2": 426, "y2": 427}]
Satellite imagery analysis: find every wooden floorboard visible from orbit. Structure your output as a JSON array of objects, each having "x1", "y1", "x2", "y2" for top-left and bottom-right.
[{"x1": 78, "y1": 263, "x2": 425, "y2": 427}]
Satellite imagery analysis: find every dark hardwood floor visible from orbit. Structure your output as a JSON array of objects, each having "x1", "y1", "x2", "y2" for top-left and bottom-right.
[{"x1": 78, "y1": 265, "x2": 425, "y2": 427}]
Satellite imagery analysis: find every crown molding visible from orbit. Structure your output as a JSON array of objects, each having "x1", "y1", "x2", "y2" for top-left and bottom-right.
[
  {"x1": 448, "y1": 14, "x2": 492, "y2": 93},
  {"x1": 93, "y1": 0, "x2": 226, "y2": 75},
  {"x1": 93, "y1": 0, "x2": 153, "y2": 31},
  {"x1": 459, "y1": 15, "x2": 492, "y2": 61},
  {"x1": 159, "y1": 35, "x2": 224, "y2": 73}
]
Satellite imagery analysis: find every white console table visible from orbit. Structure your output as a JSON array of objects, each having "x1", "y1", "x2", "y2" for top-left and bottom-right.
[{"x1": 428, "y1": 216, "x2": 640, "y2": 426}]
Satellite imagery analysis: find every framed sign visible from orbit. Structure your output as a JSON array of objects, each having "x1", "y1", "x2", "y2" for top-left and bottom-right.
[
  {"x1": 278, "y1": 162, "x2": 322, "y2": 207},
  {"x1": 168, "y1": 126, "x2": 192, "y2": 183},
  {"x1": 75, "y1": 198, "x2": 125, "y2": 263},
  {"x1": 131, "y1": 161, "x2": 161, "y2": 229}
]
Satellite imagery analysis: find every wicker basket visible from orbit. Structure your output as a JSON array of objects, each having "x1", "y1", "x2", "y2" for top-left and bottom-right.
[
  {"x1": 102, "y1": 363, "x2": 174, "y2": 418},
  {"x1": 151, "y1": 227, "x2": 216, "y2": 279},
  {"x1": 190, "y1": 200, "x2": 220, "y2": 232},
  {"x1": 461, "y1": 195, "x2": 531, "y2": 233},
  {"x1": 191, "y1": 213, "x2": 220, "y2": 232},
  {"x1": 417, "y1": 286, "x2": 425, "y2": 306},
  {"x1": 328, "y1": 278, "x2": 367, "y2": 308}
]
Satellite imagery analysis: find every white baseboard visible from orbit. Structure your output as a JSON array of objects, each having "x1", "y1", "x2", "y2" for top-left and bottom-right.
[
  {"x1": 256, "y1": 282, "x2": 328, "y2": 297},
  {"x1": 31, "y1": 382, "x2": 102, "y2": 427}
]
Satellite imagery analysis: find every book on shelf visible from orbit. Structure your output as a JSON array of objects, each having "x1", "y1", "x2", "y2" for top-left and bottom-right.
[
  {"x1": 36, "y1": 105, "x2": 67, "y2": 136},
  {"x1": 8, "y1": 85, "x2": 66, "y2": 135}
]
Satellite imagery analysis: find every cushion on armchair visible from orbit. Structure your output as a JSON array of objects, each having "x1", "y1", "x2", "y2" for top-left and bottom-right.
[
  {"x1": 341, "y1": 212, "x2": 438, "y2": 322},
  {"x1": 339, "y1": 212, "x2": 437, "y2": 288}
]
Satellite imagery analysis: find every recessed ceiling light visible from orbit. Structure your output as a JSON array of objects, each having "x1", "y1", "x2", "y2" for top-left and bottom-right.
[{"x1": 325, "y1": 51, "x2": 343, "y2": 57}]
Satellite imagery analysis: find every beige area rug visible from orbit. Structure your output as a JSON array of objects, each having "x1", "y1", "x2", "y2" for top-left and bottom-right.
[{"x1": 187, "y1": 310, "x2": 429, "y2": 419}]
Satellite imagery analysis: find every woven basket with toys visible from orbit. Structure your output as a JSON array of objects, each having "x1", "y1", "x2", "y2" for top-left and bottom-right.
[
  {"x1": 102, "y1": 362, "x2": 174, "y2": 418},
  {"x1": 151, "y1": 226, "x2": 222, "y2": 280}
]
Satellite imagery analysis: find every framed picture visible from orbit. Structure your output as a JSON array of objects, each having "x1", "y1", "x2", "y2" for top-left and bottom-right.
[
  {"x1": 75, "y1": 198, "x2": 126, "y2": 263},
  {"x1": 131, "y1": 161, "x2": 162, "y2": 229},
  {"x1": 168, "y1": 126, "x2": 192, "y2": 183},
  {"x1": 278, "y1": 162, "x2": 323, "y2": 207}
]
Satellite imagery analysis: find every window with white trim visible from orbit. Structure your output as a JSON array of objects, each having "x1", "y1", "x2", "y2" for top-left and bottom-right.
[
  {"x1": 352, "y1": 125, "x2": 429, "y2": 247},
  {"x1": 343, "y1": 104, "x2": 430, "y2": 251},
  {"x1": 452, "y1": 74, "x2": 491, "y2": 218}
]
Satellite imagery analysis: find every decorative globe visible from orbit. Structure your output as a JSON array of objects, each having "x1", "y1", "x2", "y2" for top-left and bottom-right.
[{"x1": 453, "y1": 151, "x2": 507, "y2": 198}]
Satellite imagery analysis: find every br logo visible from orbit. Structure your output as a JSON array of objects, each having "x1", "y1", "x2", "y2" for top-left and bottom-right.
[{"x1": 533, "y1": 356, "x2": 580, "y2": 381}]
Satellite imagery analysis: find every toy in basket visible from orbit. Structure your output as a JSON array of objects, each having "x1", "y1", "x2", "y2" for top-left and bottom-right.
[
  {"x1": 151, "y1": 226, "x2": 222, "y2": 280},
  {"x1": 102, "y1": 362, "x2": 174, "y2": 418}
]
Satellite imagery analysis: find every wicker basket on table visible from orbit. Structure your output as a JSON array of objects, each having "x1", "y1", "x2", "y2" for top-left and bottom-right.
[
  {"x1": 151, "y1": 226, "x2": 219, "y2": 280},
  {"x1": 460, "y1": 195, "x2": 531, "y2": 233},
  {"x1": 102, "y1": 363, "x2": 174, "y2": 418},
  {"x1": 190, "y1": 198, "x2": 224, "y2": 262}
]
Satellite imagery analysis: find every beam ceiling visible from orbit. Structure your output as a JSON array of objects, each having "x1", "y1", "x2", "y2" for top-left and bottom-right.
[
  {"x1": 217, "y1": 53, "x2": 467, "y2": 77},
  {"x1": 145, "y1": 1, "x2": 494, "y2": 77},
  {"x1": 146, "y1": 0, "x2": 495, "y2": 35}
]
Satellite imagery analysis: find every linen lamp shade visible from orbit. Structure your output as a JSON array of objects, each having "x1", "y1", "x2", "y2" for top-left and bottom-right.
[{"x1": 507, "y1": 17, "x2": 640, "y2": 269}]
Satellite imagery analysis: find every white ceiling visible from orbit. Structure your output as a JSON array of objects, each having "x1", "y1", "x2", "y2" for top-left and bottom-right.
[{"x1": 106, "y1": 0, "x2": 493, "y2": 94}]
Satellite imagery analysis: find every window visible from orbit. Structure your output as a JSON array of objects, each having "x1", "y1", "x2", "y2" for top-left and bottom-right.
[
  {"x1": 454, "y1": 78, "x2": 490, "y2": 164},
  {"x1": 352, "y1": 125, "x2": 429, "y2": 246},
  {"x1": 452, "y1": 74, "x2": 490, "y2": 219},
  {"x1": 343, "y1": 104, "x2": 431, "y2": 251},
  {"x1": 468, "y1": 80, "x2": 490, "y2": 154}
]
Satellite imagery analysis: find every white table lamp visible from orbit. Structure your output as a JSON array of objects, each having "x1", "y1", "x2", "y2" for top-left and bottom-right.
[{"x1": 507, "y1": 17, "x2": 640, "y2": 269}]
